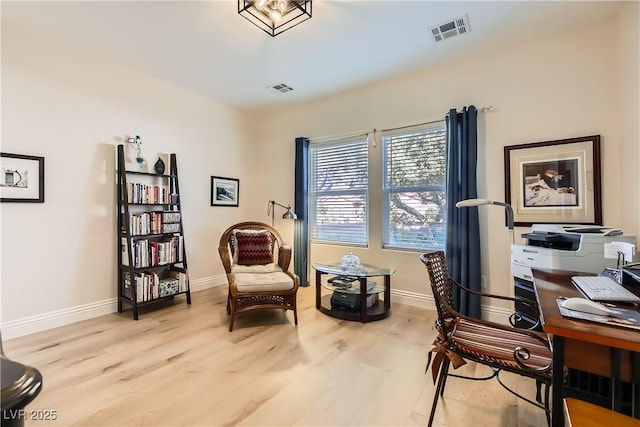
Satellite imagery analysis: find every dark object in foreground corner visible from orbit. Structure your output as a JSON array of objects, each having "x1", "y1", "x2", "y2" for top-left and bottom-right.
[{"x1": 1, "y1": 338, "x2": 43, "y2": 427}]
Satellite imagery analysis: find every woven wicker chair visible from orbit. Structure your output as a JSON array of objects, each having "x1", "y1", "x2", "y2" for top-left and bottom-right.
[
  {"x1": 420, "y1": 251, "x2": 553, "y2": 426},
  {"x1": 218, "y1": 221, "x2": 299, "y2": 331}
]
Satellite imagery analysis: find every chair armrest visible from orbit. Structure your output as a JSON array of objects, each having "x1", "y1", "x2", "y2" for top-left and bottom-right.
[
  {"x1": 278, "y1": 245, "x2": 292, "y2": 271},
  {"x1": 451, "y1": 277, "x2": 519, "y2": 303},
  {"x1": 218, "y1": 245, "x2": 232, "y2": 274},
  {"x1": 451, "y1": 278, "x2": 541, "y2": 330}
]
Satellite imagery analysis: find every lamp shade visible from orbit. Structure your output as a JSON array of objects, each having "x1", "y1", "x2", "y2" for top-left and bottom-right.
[
  {"x1": 282, "y1": 206, "x2": 297, "y2": 220},
  {"x1": 456, "y1": 198, "x2": 493, "y2": 208},
  {"x1": 456, "y1": 198, "x2": 515, "y2": 241}
]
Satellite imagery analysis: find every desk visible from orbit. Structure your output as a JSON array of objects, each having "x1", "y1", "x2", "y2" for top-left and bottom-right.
[{"x1": 532, "y1": 268, "x2": 640, "y2": 427}]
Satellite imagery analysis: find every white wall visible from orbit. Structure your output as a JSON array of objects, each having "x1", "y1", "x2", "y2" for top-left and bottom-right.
[
  {"x1": 0, "y1": 23, "x2": 260, "y2": 337},
  {"x1": 618, "y1": 1, "x2": 640, "y2": 234},
  {"x1": 251, "y1": 14, "x2": 639, "y2": 311}
]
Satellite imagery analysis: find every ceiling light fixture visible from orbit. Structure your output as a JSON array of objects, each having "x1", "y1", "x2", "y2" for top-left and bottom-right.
[{"x1": 238, "y1": 0, "x2": 312, "y2": 37}]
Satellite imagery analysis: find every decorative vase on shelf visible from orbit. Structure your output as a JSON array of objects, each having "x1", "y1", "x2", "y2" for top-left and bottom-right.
[{"x1": 154, "y1": 157, "x2": 165, "y2": 175}]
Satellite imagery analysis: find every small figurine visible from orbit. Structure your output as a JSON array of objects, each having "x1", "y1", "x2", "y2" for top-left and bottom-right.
[{"x1": 127, "y1": 135, "x2": 146, "y2": 171}]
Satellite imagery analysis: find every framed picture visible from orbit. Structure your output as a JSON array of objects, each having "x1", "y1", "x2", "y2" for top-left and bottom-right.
[
  {"x1": 0, "y1": 153, "x2": 45, "y2": 203},
  {"x1": 211, "y1": 176, "x2": 239, "y2": 207},
  {"x1": 504, "y1": 135, "x2": 601, "y2": 227}
]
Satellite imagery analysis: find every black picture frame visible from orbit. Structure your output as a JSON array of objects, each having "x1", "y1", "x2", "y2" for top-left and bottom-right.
[
  {"x1": 211, "y1": 176, "x2": 239, "y2": 207},
  {"x1": 0, "y1": 152, "x2": 45, "y2": 203},
  {"x1": 504, "y1": 135, "x2": 601, "y2": 227}
]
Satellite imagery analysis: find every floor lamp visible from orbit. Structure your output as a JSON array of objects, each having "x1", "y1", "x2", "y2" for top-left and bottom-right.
[
  {"x1": 456, "y1": 198, "x2": 515, "y2": 244},
  {"x1": 267, "y1": 200, "x2": 297, "y2": 226}
]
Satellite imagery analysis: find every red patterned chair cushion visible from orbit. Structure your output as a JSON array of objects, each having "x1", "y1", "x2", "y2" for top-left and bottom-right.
[{"x1": 234, "y1": 230, "x2": 274, "y2": 266}]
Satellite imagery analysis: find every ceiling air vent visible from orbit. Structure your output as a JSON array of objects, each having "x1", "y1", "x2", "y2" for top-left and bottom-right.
[
  {"x1": 267, "y1": 83, "x2": 294, "y2": 94},
  {"x1": 429, "y1": 14, "x2": 470, "y2": 43}
]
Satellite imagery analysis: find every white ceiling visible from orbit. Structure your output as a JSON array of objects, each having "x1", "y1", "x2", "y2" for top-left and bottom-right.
[{"x1": 2, "y1": 1, "x2": 624, "y2": 111}]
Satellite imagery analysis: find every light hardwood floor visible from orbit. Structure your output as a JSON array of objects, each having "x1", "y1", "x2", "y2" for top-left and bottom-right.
[{"x1": 4, "y1": 286, "x2": 547, "y2": 426}]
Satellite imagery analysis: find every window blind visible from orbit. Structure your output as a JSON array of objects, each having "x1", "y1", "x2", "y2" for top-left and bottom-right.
[
  {"x1": 309, "y1": 138, "x2": 369, "y2": 245},
  {"x1": 382, "y1": 123, "x2": 447, "y2": 250}
]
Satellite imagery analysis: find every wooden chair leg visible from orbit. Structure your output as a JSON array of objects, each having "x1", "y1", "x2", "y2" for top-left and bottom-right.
[
  {"x1": 428, "y1": 357, "x2": 450, "y2": 427},
  {"x1": 228, "y1": 295, "x2": 236, "y2": 332},
  {"x1": 228, "y1": 311, "x2": 236, "y2": 332}
]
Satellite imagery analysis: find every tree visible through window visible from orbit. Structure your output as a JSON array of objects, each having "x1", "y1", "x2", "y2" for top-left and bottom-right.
[
  {"x1": 309, "y1": 138, "x2": 369, "y2": 245},
  {"x1": 382, "y1": 123, "x2": 447, "y2": 250}
]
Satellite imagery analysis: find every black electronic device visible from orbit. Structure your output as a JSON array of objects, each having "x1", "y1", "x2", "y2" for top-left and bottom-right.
[
  {"x1": 621, "y1": 263, "x2": 640, "y2": 287},
  {"x1": 330, "y1": 291, "x2": 378, "y2": 311}
]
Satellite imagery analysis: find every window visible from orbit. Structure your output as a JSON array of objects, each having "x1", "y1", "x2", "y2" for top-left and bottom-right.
[
  {"x1": 309, "y1": 137, "x2": 369, "y2": 245},
  {"x1": 382, "y1": 122, "x2": 447, "y2": 250}
]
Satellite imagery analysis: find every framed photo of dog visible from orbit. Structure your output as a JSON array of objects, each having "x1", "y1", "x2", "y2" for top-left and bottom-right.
[{"x1": 504, "y1": 135, "x2": 601, "y2": 227}]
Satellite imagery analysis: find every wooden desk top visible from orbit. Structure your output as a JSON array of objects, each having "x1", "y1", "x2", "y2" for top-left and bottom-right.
[
  {"x1": 563, "y1": 398, "x2": 638, "y2": 427},
  {"x1": 532, "y1": 268, "x2": 640, "y2": 352}
]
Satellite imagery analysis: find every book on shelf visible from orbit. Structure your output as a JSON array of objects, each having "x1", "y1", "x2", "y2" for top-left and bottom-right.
[
  {"x1": 121, "y1": 238, "x2": 131, "y2": 266},
  {"x1": 127, "y1": 183, "x2": 171, "y2": 204},
  {"x1": 133, "y1": 271, "x2": 161, "y2": 302},
  {"x1": 162, "y1": 211, "x2": 181, "y2": 223},
  {"x1": 162, "y1": 223, "x2": 180, "y2": 233},
  {"x1": 125, "y1": 235, "x2": 184, "y2": 268},
  {"x1": 122, "y1": 266, "x2": 187, "y2": 302}
]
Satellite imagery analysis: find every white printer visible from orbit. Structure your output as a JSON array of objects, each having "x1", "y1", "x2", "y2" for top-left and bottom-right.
[{"x1": 511, "y1": 224, "x2": 637, "y2": 280}]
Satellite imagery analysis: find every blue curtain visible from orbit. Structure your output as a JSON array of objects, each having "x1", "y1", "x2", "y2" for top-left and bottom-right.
[
  {"x1": 445, "y1": 106, "x2": 481, "y2": 318},
  {"x1": 294, "y1": 137, "x2": 310, "y2": 286}
]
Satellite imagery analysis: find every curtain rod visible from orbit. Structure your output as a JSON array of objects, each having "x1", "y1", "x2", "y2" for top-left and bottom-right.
[
  {"x1": 309, "y1": 128, "x2": 374, "y2": 144},
  {"x1": 310, "y1": 106, "x2": 494, "y2": 143},
  {"x1": 377, "y1": 105, "x2": 494, "y2": 134}
]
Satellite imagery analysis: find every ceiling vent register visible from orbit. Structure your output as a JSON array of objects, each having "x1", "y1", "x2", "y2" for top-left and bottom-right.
[
  {"x1": 267, "y1": 83, "x2": 294, "y2": 94},
  {"x1": 430, "y1": 14, "x2": 470, "y2": 42}
]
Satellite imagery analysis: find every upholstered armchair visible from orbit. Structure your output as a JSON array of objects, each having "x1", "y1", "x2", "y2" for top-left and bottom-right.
[{"x1": 218, "y1": 221, "x2": 299, "y2": 331}]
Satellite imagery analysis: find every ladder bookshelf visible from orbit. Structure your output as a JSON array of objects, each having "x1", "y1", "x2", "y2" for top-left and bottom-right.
[{"x1": 116, "y1": 144, "x2": 191, "y2": 320}]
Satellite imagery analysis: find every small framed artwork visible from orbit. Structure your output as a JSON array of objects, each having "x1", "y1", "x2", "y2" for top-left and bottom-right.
[
  {"x1": 504, "y1": 135, "x2": 601, "y2": 226},
  {"x1": 1, "y1": 152, "x2": 45, "y2": 203},
  {"x1": 211, "y1": 176, "x2": 239, "y2": 207}
]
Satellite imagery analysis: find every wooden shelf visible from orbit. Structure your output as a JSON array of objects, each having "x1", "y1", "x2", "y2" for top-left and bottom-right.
[{"x1": 117, "y1": 144, "x2": 191, "y2": 320}]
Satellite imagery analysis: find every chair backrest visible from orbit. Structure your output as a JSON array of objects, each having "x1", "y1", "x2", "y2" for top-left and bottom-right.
[
  {"x1": 218, "y1": 221, "x2": 285, "y2": 273},
  {"x1": 420, "y1": 251, "x2": 457, "y2": 331}
]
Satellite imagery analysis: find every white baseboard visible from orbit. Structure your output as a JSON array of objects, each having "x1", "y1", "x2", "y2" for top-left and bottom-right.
[
  {"x1": 1, "y1": 299, "x2": 118, "y2": 340},
  {"x1": 1, "y1": 274, "x2": 227, "y2": 340},
  {"x1": 190, "y1": 274, "x2": 227, "y2": 292},
  {"x1": 2, "y1": 275, "x2": 512, "y2": 340},
  {"x1": 391, "y1": 288, "x2": 434, "y2": 309},
  {"x1": 390, "y1": 288, "x2": 512, "y2": 324}
]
